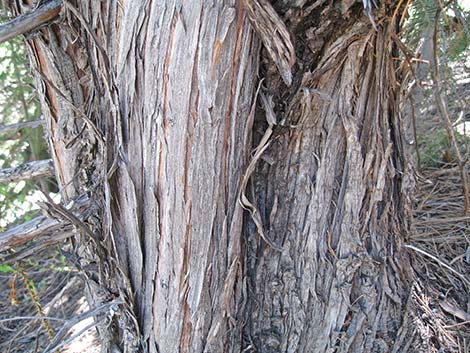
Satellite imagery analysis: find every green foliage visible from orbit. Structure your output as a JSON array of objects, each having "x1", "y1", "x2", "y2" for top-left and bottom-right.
[
  {"x1": 0, "y1": 264, "x2": 15, "y2": 273},
  {"x1": 405, "y1": 0, "x2": 470, "y2": 60},
  {"x1": 446, "y1": 22, "x2": 469, "y2": 60},
  {"x1": 418, "y1": 129, "x2": 451, "y2": 168},
  {"x1": 47, "y1": 253, "x2": 72, "y2": 272},
  {"x1": 0, "y1": 36, "x2": 49, "y2": 231},
  {"x1": 0, "y1": 254, "x2": 70, "y2": 277},
  {"x1": 407, "y1": 0, "x2": 437, "y2": 33},
  {"x1": 418, "y1": 128, "x2": 470, "y2": 168}
]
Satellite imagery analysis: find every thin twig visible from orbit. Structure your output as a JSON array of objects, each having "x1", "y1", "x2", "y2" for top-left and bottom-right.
[
  {"x1": 409, "y1": 95, "x2": 421, "y2": 169},
  {"x1": 41, "y1": 320, "x2": 97, "y2": 353},
  {"x1": 404, "y1": 244, "x2": 470, "y2": 286},
  {"x1": 430, "y1": 10, "x2": 470, "y2": 214},
  {"x1": 41, "y1": 299, "x2": 123, "y2": 353},
  {"x1": 0, "y1": 316, "x2": 66, "y2": 324},
  {"x1": 443, "y1": 321, "x2": 470, "y2": 329}
]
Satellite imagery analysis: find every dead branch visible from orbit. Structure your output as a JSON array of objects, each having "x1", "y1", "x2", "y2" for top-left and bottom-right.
[
  {"x1": 0, "y1": 120, "x2": 44, "y2": 135},
  {"x1": 0, "y1": 159, "x2": 54, "y2": 184},
  {"x1": 0, "y1": 196, "x2": 93, "y2": 254},
  {"x1": 0, "y1": 214, "x2": 68, "y2": 253},
  {"x1": 0, "y1": 0, "x2": 62, "y2": 44}
]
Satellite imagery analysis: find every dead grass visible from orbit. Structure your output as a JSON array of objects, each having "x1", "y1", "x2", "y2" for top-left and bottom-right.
[
  {"x1": 0, "y1": 249, "x2": 100, "y2": 353},
  {"x1": 409, "y1": 166, "x2": 470, "y2": 352}
]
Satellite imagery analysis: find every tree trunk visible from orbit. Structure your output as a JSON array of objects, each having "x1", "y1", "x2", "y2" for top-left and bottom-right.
[
  {"x1": 244, "y1": 4, "x2": 417, "y2": 351},
  {"x1": 10, "y1": 0, "x2": 425, "y2": 352}
]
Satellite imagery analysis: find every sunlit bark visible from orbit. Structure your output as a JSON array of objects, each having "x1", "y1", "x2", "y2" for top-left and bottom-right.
[{"x1": 7, "y1": 0, "x2": 425, "y2": 352}]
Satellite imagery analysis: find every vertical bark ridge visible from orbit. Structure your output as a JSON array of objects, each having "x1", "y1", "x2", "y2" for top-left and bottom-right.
[
  {"x1": 11, "y1": 0, "x2": 423, "y2": 352},
  {"x1": 245, "y1": 12, "x2": 414, "y2": 352},
  {"x1": 100, "y1": 2, "x2": 259, "y2": 352},
  {"x1": 15, "y1": 1, "x2": 259, "y2": 351}
]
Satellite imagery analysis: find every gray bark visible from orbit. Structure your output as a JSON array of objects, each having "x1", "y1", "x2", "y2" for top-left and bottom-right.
[
  {"x1": 244, "y1": 12, "x2": 415, "y2": 352},
  {"x1": 0, "y1": 119, "x2": 44, "y2": 135},
  {"x1": 8, "y1": 0, "x2": 429, "y2": 352},
  {"x1": 0, "y1": 159, "x2": 53, "y2": 184},
  {"x1": 15, "y1": 1, "x2": 258, "y2": 352},
  {"x1": 0, "y1": 196, "x2": 94, "y2": 260}
]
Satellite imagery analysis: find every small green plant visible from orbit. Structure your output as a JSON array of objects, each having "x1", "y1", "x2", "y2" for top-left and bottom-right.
[
  {"x1": 418, "y1": 129, "x2": 451, "y2": 168},
  {"x1": 17, "y1": 267, "x2": 55, "y2": 340},
  {"x1": 0, "y1": 263, "x2": 15, "y2": 272},
  {"x1": 418, "y1": 127, "x2": 470, "y2": 168}
]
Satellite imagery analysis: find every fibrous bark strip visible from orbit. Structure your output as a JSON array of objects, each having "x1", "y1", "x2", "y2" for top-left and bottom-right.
[{"x1": 7, "y1": 0, "x2": 424, "y2": 352}]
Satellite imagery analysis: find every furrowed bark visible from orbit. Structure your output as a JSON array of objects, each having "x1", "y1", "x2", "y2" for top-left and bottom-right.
[
  {"x1": 107, "y1": 2, "x2": 259, "y2": 351},
  {"x1": 242, "y1": 2, "x2": 418, "y2": 352},
  {"x1": 0, "y1": 159, "x2": 53, "y2": 184},
  {"x1": 10, "y1": 0, "x2": 432, "y2": 352},
  {"x1": 13, "y1": 1, "x2": 259, "y2": 352}
]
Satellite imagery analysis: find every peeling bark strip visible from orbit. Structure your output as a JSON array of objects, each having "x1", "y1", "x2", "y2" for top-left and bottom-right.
[
  {"x1": 244, "y1": 6, "x2": 416, "y2": 351},
  {"x1": 242, "y1": 0, "x2": 295, "y2": 85},
  {"x1": 0, "y1": 159, "x2": 54, "y2": 184},
  {"x1": 240, "y1": 92, "x2": 285, "y2": 252},
  {"x1": 0, "y1": 0, "x2": 62, "y2": 44},
  {"x1": 10, "y1": 0, "x2": 426, "y2": 352}
]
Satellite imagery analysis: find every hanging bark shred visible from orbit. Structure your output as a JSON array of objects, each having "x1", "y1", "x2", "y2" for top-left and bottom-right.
[
  {"x1": 242, "y1": 0, "x2": 295, "y2": 86},
  {"x1": 239, "y1": 90, "x2": 285, "y2": 252},
  {"x1": 3, "y1": 0, "x2": 449, "y2": 352}
]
